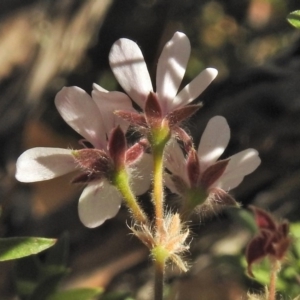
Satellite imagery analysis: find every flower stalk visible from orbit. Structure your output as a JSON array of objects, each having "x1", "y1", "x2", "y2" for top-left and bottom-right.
[
  {"x1": 153, "y1": 248, "x2": 167, "y2": 300},
  {"x1": 152, "y1": 141, "x2": 167, "y2": 231},
  {"x1": 268, "y1": 258, "x2": 280, "y2": 300},
  {"x1": 150, "y1": 127, "x2": 169, "y2": 300},
  {"x1": 112, "y1": 168, "x2": 148, "y2": 224}
]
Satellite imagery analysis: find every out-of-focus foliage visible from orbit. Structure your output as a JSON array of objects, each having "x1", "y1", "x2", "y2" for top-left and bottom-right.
[
  {"x1": 287, "y1": 10, "x2": 300, "y2": 29},
  {"x1": 47, "y1": 288, "x2": 103, "y2": 300},
  {"x1": 100, "y1": 292, "x2": 135, "y2": 300},
  {"x1": 173, "y1": 0, "x2": 295, "y2": 82}
]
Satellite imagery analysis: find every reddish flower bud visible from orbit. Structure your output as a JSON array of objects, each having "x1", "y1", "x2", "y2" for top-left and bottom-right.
[{"x1": 245, "y1": 206, "x2": 291, "y2": 277}]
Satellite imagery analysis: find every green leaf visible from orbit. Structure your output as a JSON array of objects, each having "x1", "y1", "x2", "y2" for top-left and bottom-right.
[
  {"x1": 47, "y1": 288, "x2": 103, "y2": 300},
  {"x1": 0, "y1": 237, "x2": 56, "y2": 261},
  {"x1": 287, "y1": 11, "x2": 300, "y2": 29}
]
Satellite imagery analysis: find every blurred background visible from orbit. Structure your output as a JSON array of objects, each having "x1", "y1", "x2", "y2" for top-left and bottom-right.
[{"x1": 1, "y1": 0, "x2": 300, "y2": 299}]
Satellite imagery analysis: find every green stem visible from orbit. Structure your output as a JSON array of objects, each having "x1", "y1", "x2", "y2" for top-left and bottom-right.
[
  {"x1": 268, "y1": 258, "x2": 280, "y2": 300},
  {"x1": 152, "y1": 246, "x2": 168, "y2": 300},
  {"x1": 150, "y1": 125, "x2": 170, "y2": 300},
  {"x1": 113, "y1": 169, "x2": 148, "y2": 224},
  {"x1": 154, "y1": 259, "x2": 165, "y2": 300},
  {"x1": 152, "y1": 146, "x2": 165, "y2": 231}
]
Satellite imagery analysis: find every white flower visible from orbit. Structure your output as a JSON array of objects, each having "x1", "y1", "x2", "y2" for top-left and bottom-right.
[
  {"x1": 164, "y1": 116, "x2": 261, "y2": 210},
  {"x1": 109, "y1": 32, "x2": 218, "y2": 126},
  {"x1": 16, "y1": 84, "x2": 152, "y2": 228}
]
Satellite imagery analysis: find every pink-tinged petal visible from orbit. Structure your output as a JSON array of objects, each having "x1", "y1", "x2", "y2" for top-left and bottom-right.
[
  {"x1": 55, "y1": 86, "x2": 106, "y2": 149},
  {"x1": 164, "y1": 173, "x2": 189, "y2": 195},
  {"x1": 92, "y1": 83, "x2": 134, "y2": 136},
  {"x1": 214, "y1": 149, "x2": 261, "y2": 190},
  {"x1": 128, "y1": 153, "x2": 153, "y2": 195},
  {"x1": 164, "y1": 173, "x2": 178, "y2": 194},
  {"x1": 109, "y1": 38, "x2": 153, "y2": 109},
  {"x1": 78, "y1": 180, "x2": 122, "y2": 228},
  {"x1": 156, "y1": 32, "x2": 191, "y2": 115},
  {"x1": 16, "y1": 148, "x2": 75, "y2": 182},
  {"x1": 197, "y1": 116, "x2": 230, "y2": 171},
  {"x1": 173, "y1": 68, "x2": 218, "y2": 110},
  {"x1": 164, "y1": 139, "x2": 189, "y2": 184},
  {"x1": 125, "y1": 139, "x2": 149, "y2": 165}
]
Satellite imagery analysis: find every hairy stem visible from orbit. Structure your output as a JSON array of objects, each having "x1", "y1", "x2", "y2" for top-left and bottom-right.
[
  {"x1": 149, "y1": 124, "x2": 170, "y2": 300},
  {"x1": 153, "y1": 146, "x2": 165, "y2": 231},
  {"x1": 113, "y1": 169, "x2": 148, "y2": 224},
  {"x1": 152, "y1": 246, "x2": 168, "y2": 300},
  {"x1": 268, "y1": 258, "x2": 280, "y2": 300},
  {"x1": 154, "y1": 259, "x2": 164, "y2": 300}
]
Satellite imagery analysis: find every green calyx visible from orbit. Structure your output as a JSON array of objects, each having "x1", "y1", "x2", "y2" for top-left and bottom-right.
[
  {"x1": 151, "y1": 245, "x2": 170, "y2": 265},
  {"x1": 111, "y1": 167, "x2": 128, "y2": 188},
  {"x1": 185, "y1": 187, "x2": 207, "y2": 210},
  {"x1": 149, "y1": 125, "x2": 171, "y2": 153}
]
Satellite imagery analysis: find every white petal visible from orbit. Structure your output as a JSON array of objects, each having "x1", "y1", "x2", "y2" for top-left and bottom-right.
[
  {"x1": 15, "y1": 148, "x2": 75, "y2": 182},
  {"x1": 109, "y1": 38, "x2": 153, "y2": 109},
  {"x1": 128, "y1": 153, "x2": 153, "y2": 195},
  {"x1": 92, "y1": 83, "x2": 135, "y2": 137},
  {"x1": 156, "y1": 32, "x2": 191, "y2": 115},
  {"x1": 55, "y1": 86, "x2": 106, "y2": 149},
  {"x1": 214, "y1": 149, "x2": 261, "y2": 190},
  {"x1": 78, "y1": 180, "x2": 122, "y2": 228},
  {"x1": 164, "y1": 173, "x2": 179, "y2": 194},
  {"x1": 198, "y1": 116, "x2": 230, "y2": 171},
  {"x1": 164, "y1": 139, "x2": 189, "y2": 183},
  {"x1": 173, "y1": 68, "x2": 218, "y2": 109}
]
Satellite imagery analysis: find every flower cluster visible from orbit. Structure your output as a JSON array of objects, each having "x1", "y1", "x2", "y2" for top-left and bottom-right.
[{"x1": 15, "y1": 32, "x2": 261, "y2": 273}]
